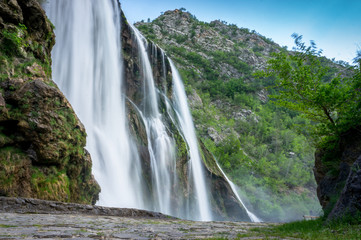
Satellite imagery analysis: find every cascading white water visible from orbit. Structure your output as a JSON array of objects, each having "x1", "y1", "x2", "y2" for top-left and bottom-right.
[
  {"x1": 129, "y1": 25, "x2": 178, "y2": 216},
  {"x1": 215, "y1": 161, "x2": 261, "y2": 222},
  {"x1": 45, "y1": 0, "x2": 255, "y2": 222},
  {"x1": 169, "y1": 59, "x2": 213, "y2": 221},
  {"x1": 45, "y1": 0, "x2": 145, "y2": 208}
]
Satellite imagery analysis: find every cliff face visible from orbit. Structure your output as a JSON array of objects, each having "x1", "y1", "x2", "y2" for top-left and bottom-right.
[
  {"x1": 314, "y1": 126, "x2": 361, "y2": 220},
  {"x1": 121, "y1": 11, "x2": 250, "y2": 221},
  {"x1": 0, "y1": 0, "x2": 100, "y2": 204}
]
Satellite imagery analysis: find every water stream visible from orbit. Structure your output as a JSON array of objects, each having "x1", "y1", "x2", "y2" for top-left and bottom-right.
[{"x1": 215, "y1": 161, "x2": 262, "y2": 222}]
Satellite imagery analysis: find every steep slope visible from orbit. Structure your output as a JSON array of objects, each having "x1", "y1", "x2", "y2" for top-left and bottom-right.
[
  {"x1": 0, "y1": 0, "x2": 100, "y2": 204},
  {"x1": 136, "y1": 9, "x2": 322, "y2": 221}
]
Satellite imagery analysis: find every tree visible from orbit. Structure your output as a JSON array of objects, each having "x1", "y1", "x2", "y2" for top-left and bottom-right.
[
  {"x1": 353, "y1": 50, "x2": 361, "y2": 71},
  {"x1": 260, "y1": 34, "x2": 361, "y2": 144}
]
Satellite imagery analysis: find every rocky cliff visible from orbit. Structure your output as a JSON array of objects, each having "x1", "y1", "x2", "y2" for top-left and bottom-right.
[
  {"x1": 314, "y1": 126, "x2": 361, "y2": 220},
  {"x1": 0, "y1": 0, "x2": 100, "y2": 204}
]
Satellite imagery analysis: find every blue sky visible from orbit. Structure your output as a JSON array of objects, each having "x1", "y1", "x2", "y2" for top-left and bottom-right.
[{"x1": 120, "y1": 0, "x2": 360, "y2": 64}]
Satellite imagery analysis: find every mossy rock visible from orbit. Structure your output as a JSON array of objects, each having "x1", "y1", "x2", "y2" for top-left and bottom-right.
[{"x1": 0, "y1": 0, "x2": 99, "y2": 204}]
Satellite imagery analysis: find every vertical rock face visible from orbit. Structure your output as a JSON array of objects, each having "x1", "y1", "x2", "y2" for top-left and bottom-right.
[
  {"x1": 121, "y1": 11, "x2": 250, "y2": 221},
  {"x1": 0, "y1": 0, "x2": 100, "y2": 204},
  {"x1": 327, "y1": 155, "x2": 361, "y2": 220},
  {"x1": 314, "y1": 126, "x2": 361, "y2": 220}
]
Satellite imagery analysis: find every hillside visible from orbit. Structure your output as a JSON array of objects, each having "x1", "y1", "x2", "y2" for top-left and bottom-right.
[{"x1": 136, "y1": 9, "x2": 324, "y2": 221}]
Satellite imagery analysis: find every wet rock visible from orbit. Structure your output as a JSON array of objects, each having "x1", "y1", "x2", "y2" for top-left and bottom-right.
[{"x1": 0, "y1": 0, "x2": 99, "y2": 204}]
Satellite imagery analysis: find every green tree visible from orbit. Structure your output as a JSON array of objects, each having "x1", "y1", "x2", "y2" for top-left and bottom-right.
[
  {"x1": 354, "y1": 50, "x2": 361, "y2": 72},
  {"x1": 260, "y1": 34, "x2": 361, "y2": 144}
]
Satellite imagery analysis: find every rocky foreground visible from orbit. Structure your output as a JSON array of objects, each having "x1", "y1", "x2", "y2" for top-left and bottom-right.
[{"x1": 0, "y1": 197, "x2": 278, "y2": 239}]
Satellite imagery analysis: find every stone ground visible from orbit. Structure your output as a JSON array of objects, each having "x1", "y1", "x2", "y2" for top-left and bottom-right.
[
  {"x1": 0, "y1": 197, "x2": 289, "y2": 239},
  {"x1": 0, "y1": 213, "x2": 277, "y2": 239}
]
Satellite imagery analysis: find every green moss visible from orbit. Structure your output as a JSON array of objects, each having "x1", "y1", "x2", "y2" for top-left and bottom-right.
[
  {"x1": 174, "y1": 131, "x2": 188, "y2": 160},
  {"x1": 30, "y1": 167, "x2": 71, "y2": 202},
  {"x1": 0, "y1": 147, "x2": 27, "y2": 195},
  {"x1": 199, "y1": 140, "x2": 222, "y2": 176},
  {"x1": 0, "y1": 24, "x2": 29, "y2": 57},
  {"x1": 0, "y1": 224, "x2": 17, "y2": 228}
]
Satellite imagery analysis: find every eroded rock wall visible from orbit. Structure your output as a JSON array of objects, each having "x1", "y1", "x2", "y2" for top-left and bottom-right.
[
  {"x1": 0, "y1": 0, "x2": 100, "y2": 204},
  {"x1": 314, "y1": 126, "x2": 361, "y2": 220}
]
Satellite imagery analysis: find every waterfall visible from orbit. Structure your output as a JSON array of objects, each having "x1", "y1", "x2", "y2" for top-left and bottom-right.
[
  {"x1": 215, "y1": 161, "x2": 262, "y2": 222},
  {"x1": 45, "y1": 0, "x2": 212, "y2": 220},
  {"x1": 44, "y1": 0, "x2": 252, "y2": 222},
  {"x1": 169, "y1": 59, "x2": 213, "y2": 221},
  {"x1": 45, "y1": 0, "x2": 146, "y2": 208},
  {"x1": 129, "y1": 25, "x2": 178, "y2": 216}
]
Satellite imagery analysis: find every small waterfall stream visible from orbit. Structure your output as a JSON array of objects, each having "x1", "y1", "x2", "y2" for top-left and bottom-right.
[
  {"x1": 169, "y1": 59, "x2": 212, "y2": 221},
  {"x1": 130, "y1": 25, "x2": 177, "y2": 216},
  {"x1": 215, "y1": 161, "x2": 262, "y2": 222}
]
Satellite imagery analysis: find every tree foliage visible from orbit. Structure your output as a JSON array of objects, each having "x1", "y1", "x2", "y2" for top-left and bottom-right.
[{"x1": 261, "y1": 34, "x2": 361, "y2": 144}]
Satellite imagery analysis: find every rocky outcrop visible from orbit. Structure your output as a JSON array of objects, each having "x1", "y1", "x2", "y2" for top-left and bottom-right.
[
  {"x1": 0, "y1": 196, "x2": 170, "y2": 218},
  {"x1": 199, "y1": 140, "x2": 250, "y2": 220},
  {"x1": 327, "y1": 155, "x2": 361, "y2": 220},
  {"x1": 0, "y1": 0, "x2": 100, "y2": 204},
  {"x1": 314, "y1": 126, "x2": 361, "y2": 220}
]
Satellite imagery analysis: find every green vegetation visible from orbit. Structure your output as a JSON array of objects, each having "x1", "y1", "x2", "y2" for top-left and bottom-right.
[
  {"x1": 1, "y1": 24, "x2": 28, "y2": 57},
  {"x1": 0, "y1": 224, "x2": 17, "y2": 228},
  {"x1": 261, "y1": 34, "x2": 361, "y2": 146},
  {"x1": 31, "y1": 167, "x2": 71, "y2": 201},
  {"x1": 196, "y1": 92, "x2": 319, "y2": 221},
  {"x1": 246, "y1": 216, "x2": 361, "y2": 240},
  {"x1": 137, "y1": 12, "x2": 324, "y2": 221}
]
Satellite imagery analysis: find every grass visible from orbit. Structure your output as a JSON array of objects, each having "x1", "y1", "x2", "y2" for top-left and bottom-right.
[
  {"x1": 246, "y1": 218, "x2": 361, "y2": 240},
  {"x1": 0, "y1": 224, "x2": 17, "y2": 228}
]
